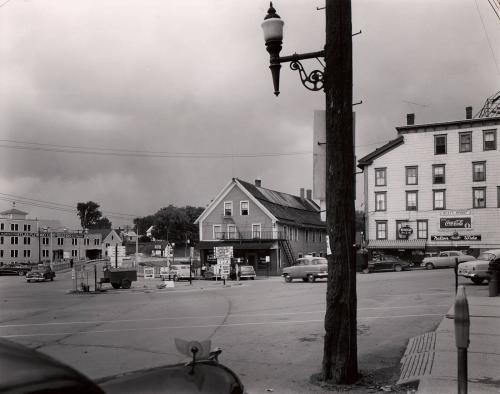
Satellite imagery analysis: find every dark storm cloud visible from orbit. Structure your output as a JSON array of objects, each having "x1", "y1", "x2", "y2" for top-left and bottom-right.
[{"x1": 0, "y1": 0, "x2": 498, "y2": 227}]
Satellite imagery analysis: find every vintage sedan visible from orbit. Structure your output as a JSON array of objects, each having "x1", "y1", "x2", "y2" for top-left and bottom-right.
[
  {"x1": 368, "y1": 255, "x2": 411, "y2": 273},
  {"x1": 282, "y1": 256, "x2": 328, "y2": 283},
  {"x1": 458, "y1": 249, "x2": 500, "y2": 285},
  {"x1": 26, "y1": 267, "x2": 55, "y2": 282},
  {"x1": 421, "y1": 250, "x2": 475, "y2": 269}
]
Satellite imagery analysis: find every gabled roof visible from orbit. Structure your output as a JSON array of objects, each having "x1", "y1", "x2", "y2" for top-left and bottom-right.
[
  {"x1": 357, "y1": 136, "x2": 405, "y2": 170},
  {"x1": 236, "y1": 179, "x2": 323, "y2": 227},
  {"x1": 0, "y1": 208, "x2": 28, "y2": 216},
  {"x1": 87, "y1": 228, "x2": 119, "y2": 241},
  {"x1": 195, "y1": 178, "x2": 324, "y2": 228}
]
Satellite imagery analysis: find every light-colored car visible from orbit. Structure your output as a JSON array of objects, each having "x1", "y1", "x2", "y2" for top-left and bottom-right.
[
  {"x1": 237, "y1": 265, "x2": 256, "y2": 280},
  {"x1": 421, "y1": 250, "x2": 475, "y2": 270},
  {"x1": 282, "y1": 257, "x2": 328, "y2": 283},
  {"x1": 161, "y1": 265, "x2": 192, "y2": 281},
  {"x1": 458, "y1": 249, "x2": 500, "y2": 285}
]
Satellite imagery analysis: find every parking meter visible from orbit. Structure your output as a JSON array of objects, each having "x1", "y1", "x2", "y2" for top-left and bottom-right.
[{"x1": 454, "y1": 285, "x2": 470, "y2": 394}]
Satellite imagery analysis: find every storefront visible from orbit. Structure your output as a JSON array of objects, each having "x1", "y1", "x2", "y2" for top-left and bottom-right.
[{"x1": 367, "y1": 239, "x2": 427, "y2": 264}]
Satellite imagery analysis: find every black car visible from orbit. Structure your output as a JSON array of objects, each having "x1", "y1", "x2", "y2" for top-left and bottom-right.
[
  {"x1": 367, "y1": 255, "x2": 411, "y2": 272},
  {"x1": 0, "y1": 265, "x2": 31, "y2": 276}
]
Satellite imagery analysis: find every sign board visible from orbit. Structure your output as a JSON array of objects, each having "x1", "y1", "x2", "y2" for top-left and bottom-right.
[
  {"x1": 431, "y1": 234, "x2": 481, "y2": 241},
  {"x1": 71, "y1": 268, "x2": 75, "y2": 280},
  {"x1": 159, "y1": 267, "x2": 170, "y2": 275},
  {"x1": 144, "y1": 267, "x2": 155, "y2": 279},
  {"x1": 217, "y1": 258, "x2": 231, "y2": 278},
  {"x1": 439, "y1": 218, "x2": 472, "y2": 229},
  {"x1": 107, "y1": 246, "x2": 126, "y2": 257},
  {"x1": 215, "y1": 246, "x2": 233, "y2": 259},
  {"x1": 440, "y1": 209, "x2": 471, "y2": 216},
  {"x1": 399, "y1": 226, "x2": 413, "y2": 236}
]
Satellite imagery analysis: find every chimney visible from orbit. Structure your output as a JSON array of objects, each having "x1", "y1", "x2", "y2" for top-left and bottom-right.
[
  {"x1": 300, "y1": 188, "x2": 305, "y2": 198},
  {"x1": 255, "y1": 179, "x2": 261, "y2": 187},
  {"x1": 406, "y1": 113, "x2": 415, "y2": 125},
  {"x1": 466, "y1": 106, "x2": 473, "y2": 120},
  {"x1": 306, "y1": 189, "x2": 312, "y2": 200}
]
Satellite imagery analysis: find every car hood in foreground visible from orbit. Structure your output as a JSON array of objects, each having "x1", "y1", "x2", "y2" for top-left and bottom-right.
[
  {"x1": 458, "y1": 260, "x2": 489, "y2": 270},
  {"x1": 0, "y1": 338, "x2": 104, "y2": 394}
]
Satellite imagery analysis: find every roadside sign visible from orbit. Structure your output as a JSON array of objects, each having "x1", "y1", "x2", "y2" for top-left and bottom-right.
[
  {"x1": 215, "y1": 246, "x2": 233, "y2": 259},
  {"x1": 144, "y1": 267, "x2": 155, "y2": 279},
  {"x1": 71, "y1": 268, "x2": 75, "y2": 280},
  {"x1": 218, "y1": 257, "x2": 231, "y2": 278}
]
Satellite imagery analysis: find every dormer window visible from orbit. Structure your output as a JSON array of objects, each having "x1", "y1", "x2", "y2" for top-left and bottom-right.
[{"x1": 224, "y1": 201, "x2": 233, "y2": 216}]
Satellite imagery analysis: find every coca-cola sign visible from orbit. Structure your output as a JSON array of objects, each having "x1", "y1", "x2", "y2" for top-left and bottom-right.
[{"x1": 439, "y1": 217, "x2": 471, "y2": 229}]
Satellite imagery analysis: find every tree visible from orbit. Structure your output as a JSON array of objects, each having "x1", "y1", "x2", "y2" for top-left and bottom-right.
[
  {"x1": 77, "y1": 201, "x2": 100, "y2": 229},
  {"x1": 133, "y1": 215, "x2": 155, "y2": 237},
  {"x1": 94, "y1": 217, "x2": 112, "y2": 229},
  {"x1": 322, "y1": 0, "x2": 358, "y2": 384}
]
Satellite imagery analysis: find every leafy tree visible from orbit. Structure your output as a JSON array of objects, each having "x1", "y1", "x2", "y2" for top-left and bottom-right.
[
  {"x1": 77, "y1": 201, "x2": 100, "y2": 229},
  {"x1": 94, "y1": 217, "x2": 112, "y2": 229},
  {"x1": 133, "y1": 215, "x2": 155, "y2": 237}
]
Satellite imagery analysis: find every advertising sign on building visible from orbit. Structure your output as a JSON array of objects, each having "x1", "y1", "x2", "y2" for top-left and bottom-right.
[
  {"x1": 215, "y1": 246, "x2": 233, "y2": 259},
  {"x1": 431, "y1": 234, "x2": 481, "y2": 241},
  {"x1": 439, "y1": 217, "x2": 472, "y2": 229}
]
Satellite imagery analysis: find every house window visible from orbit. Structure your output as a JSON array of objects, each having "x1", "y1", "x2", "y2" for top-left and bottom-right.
[
  {"x1": 305, "y1": 230, "x2": 310, "y2": 242},
  {"x1": 23, "y1": 237, "x2": 31, "y2": 245},
  {"x1": 406, "y1": 166, "x2": 418, "y2": 185},
  {"x1": 23, "y1": 224, "x2": 31, "y2": 231},
  {"x1": 497, "y1": 186, "x2": 500, "y2": 208},
  {"x1": 0, "y1": 237, "x2": 3, "y2": 244},
  {"x1": 295, "y1": 227, "x2": 299, "y2": 241},
  {"x1": 11, "y1": 237, "x2": 18, "y2": 245},
  {"x1": 10, "y1": 223, "x2": 18, "y2": 231},
  {"x1": 0, "y1": 223, "x2": 3, "y2": 230},
  {"x1": 224, "y1": 201, "x2": 233, "y2": 216},
  {"x1": 417, "y1": 220, "x2": 428, "y2": 239},
  {"x1": 42, "y1": 237, "x2": 49, "y2": 245},
  {"x1": 0, "y1": 250, "x2": 3, "y2": 257},
  {"x1": 434, "y1": 134, "x2": 447, "y2": 154},
  {"x1": 11, "y1": 250, "x2": 18, "y2": 258},
  {"x1": 432, "y1": 165, "x2": 445, "y2": 184},
  {"x1": 240, "y1": 201, "x2": 249, "y2": 216},
  {"x1": 85, "y1": 239, "x2": 90, "y2": 246},
  {"x1": 459, "y1": 132, "x2": 472, "y2": 152},
  {"x1": 483, "y1": 129, "x2": 497, "y2": 151},
  {"x1": 472, "y1": 161, "x2": 486, "y2": 182},
  {"x1": 213, "y1": 225, "x2": 222, "y2": 239},
  {"x1": 72, "y1": 250, "x2": 78, "y2": 257},
  {"x1": 473, "y1": 187, "x2": 486, "y2": 208},
  {"x1": 72, "y1": 238, "x2": 77, "y2": 246},
  {"x1": 375, "y1": 192, "x2": 387, "y2": 211},
  {"x1": 252, "y1": 224, "x2": 261, "y2": 239},
  {"x1": 227, "y1": 224, "x2": 236, "y2": 239},
  {"x1": 375, "y1": 168, "x2": 386, "y2": 186},
  {"x1": 24, "y1": 250, "x2": 31, "y2": 258},
  {"x1": 376, "y1": 221, "x2": 387, "y2": 240},
  {"x1": 406, "y1": 191, "x2": 418, "y2": 211},
  {"x1": 57, "y1": 238, "x2": 64, "y2": 246},
  {"x1": 319, "y1": 231, "x2": 322, "y2": 242},
  {"x1": 433, "y1": 190, "x2": 446, "y2": 210},
  {"x1": 94, "y1": 239, "x2": 100, "y2": 245},
  {"x1": 42, "y1": 250, "x2": 49, "y2": 258}
]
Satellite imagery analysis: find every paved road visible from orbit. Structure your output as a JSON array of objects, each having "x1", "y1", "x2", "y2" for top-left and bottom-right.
[{"x1": 0, "y1": 268, "x2": 488, "y2": 393}]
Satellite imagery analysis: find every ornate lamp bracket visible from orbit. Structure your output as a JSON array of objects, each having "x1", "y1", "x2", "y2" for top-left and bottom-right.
[{"x1": 289, "y1": 60, "x2": 324, "y2": 91}]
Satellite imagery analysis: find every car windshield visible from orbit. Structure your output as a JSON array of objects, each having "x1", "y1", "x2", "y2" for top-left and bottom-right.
[
  {"x1": 240, "y1": 266, "x2": 254, "y2": 272},
  {"x1": 478, "y1": 253, "x2": 495, "y2": 261}
]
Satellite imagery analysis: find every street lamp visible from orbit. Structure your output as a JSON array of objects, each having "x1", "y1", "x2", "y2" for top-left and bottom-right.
[
  {"x1": 261, "y1": 2, "x2": 325, "y2": 96},
  {"x1": 261, "y1": 1, "x2": 358, "y2": 384}
]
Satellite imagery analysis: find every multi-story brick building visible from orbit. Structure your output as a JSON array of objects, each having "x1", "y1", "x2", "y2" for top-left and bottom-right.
[
  {"x1": 358, "y1": 110, "x2": 500, "y2": 261},
  {"x1": 195, "y1": 178, "x2": 327, "y2": 276},
  {"x1": 0, "y1": 205, "x2": 119, "y2": 265}
]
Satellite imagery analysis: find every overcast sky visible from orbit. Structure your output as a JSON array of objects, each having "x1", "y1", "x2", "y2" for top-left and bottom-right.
[{"x1": 1, "y1": 0, "x2": 499, "y2": 230}]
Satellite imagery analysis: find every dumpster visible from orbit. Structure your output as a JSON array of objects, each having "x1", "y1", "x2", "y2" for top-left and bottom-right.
[{"x1": 100, "y1": 267, "x2": 137, "y2": 289}]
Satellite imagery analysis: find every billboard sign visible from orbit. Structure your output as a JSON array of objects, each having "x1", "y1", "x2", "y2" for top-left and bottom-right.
[{"x1": 439, "y1": 217, "x2": 472, "y2": 229}]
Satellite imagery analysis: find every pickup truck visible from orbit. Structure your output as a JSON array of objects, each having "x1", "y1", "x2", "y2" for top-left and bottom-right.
[{"x1": 421, "y1": 250, "x2": 475, "y2": 270}]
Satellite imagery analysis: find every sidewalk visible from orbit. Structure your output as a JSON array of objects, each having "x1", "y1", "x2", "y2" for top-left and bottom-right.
[{"x1": 399, "y1": 293, "x2": 500, "y2": 393}]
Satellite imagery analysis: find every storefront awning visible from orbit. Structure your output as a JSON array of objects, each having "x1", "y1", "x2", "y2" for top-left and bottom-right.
[
  {"x1": 367, "y1": 239, "x2": 426, "y2": 250},
  {"x1": 196, "y1": 241, "x2": 276, "y2": 250}
]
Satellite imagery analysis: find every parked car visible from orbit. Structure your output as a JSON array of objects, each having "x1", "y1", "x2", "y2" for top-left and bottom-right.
[
  {"x1": 421, "y1": 250, "x2": 475, "y2": 270},
  {"x1": 282, "y1": 256, "x2": 328, "y2": 283},
  {"x1": 237, "y1": 265, "x2": 256, "y2": 280},
  {"x1": 0, "y1": 264, "x2": 32, "y2": 276},
  {"x1": 458, "y1": 249, "x2": 500, "y2": 285},
  {"x1": 26, "y1": 266, "x2": 55, "y2": 282},
  {"x1": 162, "y1": 265, "x2": 192, "y2": 281},
  {"x1": 368, "y1": 255, "x2": 411, "y2": 273}
]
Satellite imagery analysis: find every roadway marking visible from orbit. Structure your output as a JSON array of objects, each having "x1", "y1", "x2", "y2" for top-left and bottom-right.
[
  {"x1": 0, "y1": 305, "x2": 450, "y2": 329},
  {"x1": 0, "y1": 313, "x2": 445, "y2": 338}
]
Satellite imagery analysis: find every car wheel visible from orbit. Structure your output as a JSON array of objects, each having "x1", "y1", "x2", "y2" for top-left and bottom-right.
[
  {"x1": 111, "y1": 282, "x2": 121, "y2": 289},
  {"x1": 425, "y1": 263, "x2": 434, "y2": 270},
  {"x1": 471, "y1": 277, "x2": 484, "y2": 285},
  {"x1": 18, "y1": 271, "x2": 23, "y2": 276},
  {"x1": 122, "y1": 279, "x2": 131, "y2": 289},
  {"x1": 284, "y1": 275, "x2": 292, "y2": 283},
  {"x1": 307, "y1": 274, "x2": 315, "y2": 283},
  {"x1": 394, "y1": 264, "x2": 402, "y2": 272}
]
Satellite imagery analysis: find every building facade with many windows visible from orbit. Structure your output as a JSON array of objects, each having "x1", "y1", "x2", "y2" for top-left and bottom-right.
[
  {"x1": 358, "y1": 114, "x2": 500, "y2": 260},
  {"x1": 0, "y1": 206, "x2": 118, "y2": 265}
]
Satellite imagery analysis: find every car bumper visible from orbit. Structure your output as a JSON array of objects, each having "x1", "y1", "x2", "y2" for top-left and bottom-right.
[
  {"x1": 457, "y1": 269, "x2": 484, "y2": 279},
  {"x1": 27, "y1": 277, "x2": 45, "y2": 281}
]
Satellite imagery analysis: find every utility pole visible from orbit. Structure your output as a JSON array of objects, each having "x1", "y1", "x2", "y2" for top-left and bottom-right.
[{"x1": 322, "y1": 0, "x2": 358, "y2": 383}]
